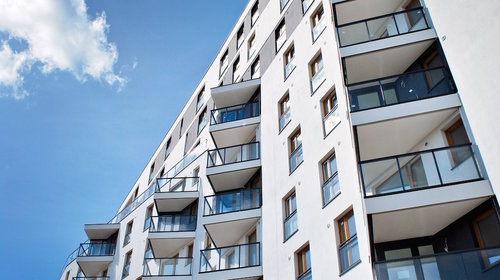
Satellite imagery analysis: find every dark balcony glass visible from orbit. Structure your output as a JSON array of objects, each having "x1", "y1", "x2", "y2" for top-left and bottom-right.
[
  {"x1": 156, "y1": 177, "x2": 199, "y2": 193},
  {"x1": 204, "y1": 188, "x2": 261, "y2": 216},
  {"x1": 149, "y1": 214, "x2": 197, "y2": 233},
  {"x1": 143, "y1": 257, "x2": 192, "y2": 277},
  {"x1": 374, "y1": 247, "x2": 500, "y2": 280},
  {"x1": 360, "y1": 144, "x2": 482, "y2": 197},
  {"x1": 337, "y1": 7, "x2": 429, "y2": 47},
  {"x1": 348, "y1": 67, "x2": 455, "y2": 112},
  {"x1": 210, "y1": 102, "x2": 260, "y2": 125},
  {"x1": 78, "y1": 241, "x2": 116, "y2": 257},
  {"x1": 207, "y1": 142, "x2": 260, "y2": 168},
  {"x1": 200, "y1": 243, "x2": 261, "y2": 273}
]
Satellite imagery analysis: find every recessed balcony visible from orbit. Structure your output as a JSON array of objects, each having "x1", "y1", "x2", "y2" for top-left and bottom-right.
[
  {"x1": 143, "y1": 257, "x2": 193, "y2": 279},
  {"x1": 154, "y1": 177, "x2": 199, "y2": 213},
  {"x1": 211, "y1": 78, "x2": 260, "y2": 109},
  {"x1": 199, "y1": 243, "x2": 262, "y2": 279},
  {"x1": 148, "y1": 215, "x2": 196, "y2": 258},
  {"x1": 209, "y1": 102, "x2": 260, "y2": 148},
  {"x1": 76, "y1": 241, "x2": 116, "y2": 276},
  {"x1": 206, "y1": 142, "x2": 261, "y2": 192}
]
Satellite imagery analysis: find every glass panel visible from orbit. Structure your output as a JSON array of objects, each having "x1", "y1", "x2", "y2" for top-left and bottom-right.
[
  {"x1": 200, "y1": 243, "x2": 260, "y2": 272},
  {"x1": 311, "y1": 68, "x2": 325, "y2": 92},
  {"x1": 204, "y1": 188, "x2": 261, "y2": 215},
  {"x1": 285, "y1": 58, "x2": 296, "y2": 78},
  {"x1": 434, "y1": 146, "x2": 479, "y2": 184},
  {"x1": 385, "y1": 260, "x2": 418, "y2": 280},
  {"x1": 367, "y1": 16, "x2": 397, "y2": 40},
  {"x1": 279, "y1": 108, "x2": 291, "y2": 132},
  {"x1": 323, "y1": 105, "x2": 340, "y2": 135},
  {"x1": 312, "y1": 16, "x2": 326, "y2": 41},
  {"x1": 338, "y1": 22, "x2": 370, "y2": 46},
  {"x1": 361, "y1": 158, "x2": 405, "y2": 196},
  {"x1": 290, "y1": 145, "x2": 303, "y2": 172},
  {"x1": 323, "y1": 174, "x2": 340, "y2": 205},
  {"x1": 384, "y1": 248, "x2": 412, "y2": 261},
  {"x1": 284, "y1": 211, "x2": 298, "y2": 240}
]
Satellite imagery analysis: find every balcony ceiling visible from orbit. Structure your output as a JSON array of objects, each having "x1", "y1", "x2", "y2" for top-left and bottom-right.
[
  {"x1": 357, "y1": 108, "x2": 457, "y2": 161},
  {"x1": 345, "y1": 39, "x2": 434, "y2": 84},
  {"x1": 149, "y1": 237, "x2": 194, "y2": 258},
  {"x1": 335, "y1": 0, "x2": 405, "y2": 25},
  {"x1": 210, "y1": 119, "x2": 259, "y2": 148},
  {"x1": 372, "y1": 197, "x2": 489, "y2": 243},
  {"x1": 207, "y1": 163, "x2": 260, "y2": 192},
  {"x1": 205, "y1": 217, "x2": 260, "y2": 247},
  {"x1": 77, "y1": 256, "x2": 113, "y2": 276},
  {"x1": 154, "y1": 194, "x2": 198, "y2": 213},
  {"x1": 84, "y1": 223, "x2": 120, "y2": 240},
  {"x1": 211, "y1": 78, "x2": 260, "y2": 108}
]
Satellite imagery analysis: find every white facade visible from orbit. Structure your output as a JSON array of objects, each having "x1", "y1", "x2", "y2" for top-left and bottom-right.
[{"x1": 60, "y1": 1, "x2": 500, "y2": 280}]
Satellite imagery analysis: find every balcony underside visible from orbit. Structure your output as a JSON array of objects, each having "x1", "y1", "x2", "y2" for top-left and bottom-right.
[
  {"x1": 344, "y1": 39, "x2": 436, "y2": 85},
  {"x1": 204, "y1": 209, "x2": 261, "y2": 247},
  {"x1": 211, "y1": 78, "x2": 260, "y2": 108},
  {"x1": 207, "y1": 160, "x2": 261, "y2": 192},
  {"x1": 335, "y1": 0, "x2": 408, "y2": 26},
  {"x1": 76, "y1": 256, "x2": 113, "y2": 276},
  {"x1": 145, "y1": 276, "x2": 192, "y2": 280},
  {"x1": 84, "y1": 223, "x2": 120, "y2": 240},
  {"x1": 197, "y1": 266, "x2": 262, "y2": 280},
  {"x1": 154, "y1": 192, "x2": 198, "y2": 213},
  {"x1": 356, "y1": 107, "x2": 457, "y2": 161},
  {"x1": 371, "y1": 196, "x2": 490, "y2": 243},
  {"x1": 148, "y1": 233, "x2": 196, "y2": 258},
  {"x1": 210, "y1": 118, "x2": 260, "y2": 148}
]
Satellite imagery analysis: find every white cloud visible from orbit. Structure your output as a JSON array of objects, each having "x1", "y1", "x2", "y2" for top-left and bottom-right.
[{"x1": 0, "y1": 0, "x2": 125, "y2": 99}]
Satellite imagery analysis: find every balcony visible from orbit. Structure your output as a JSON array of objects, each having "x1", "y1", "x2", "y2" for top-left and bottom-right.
[
  {"x1": 143, "y1": 257, "x2": 192, "y2": 278},
  {"x1": 154, "y1": 177, "x2": 199, "y2": 213},
  {"x1": 374, "y1": 247, "x2": 500, "y2": 280},
  {"x1": 148, "y1": 215, "x2": 196, "y2": 258},
  {"x1": 211, "y1": 78, "x2": 260, "y2": 109},
  {"x1": 206, "y1": 142, "x2": 261, "y2": 192},
  {"x1": 284, "y1": 210, "x2": 298, "y2": 241},
  {"x1": 73, "y1": 278, "x2": 109, "y2": 280},
  {"x1": 203, "y1": 188, "x2": 261, "y2": 247},
  {"x1": 209, "y1": 102, "x2": 260, "y2": 148},
  {"x1": 199, "y1": 243, "x2": 262, "y2": 279},
  {"x1": 289, "y1": 145, "x2": 303, "y2": 173},
  {"x1": 84, "y1": 223, "x2": 119, "y2": 240},
  {"x1": 76, "y1": 241, "x2": 115, "y2": 276}
]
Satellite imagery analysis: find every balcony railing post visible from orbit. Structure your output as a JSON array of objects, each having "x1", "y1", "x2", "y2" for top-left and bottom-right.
[
  {"x1": 239, "y1": 244, "x2": 242, "y2": 268},
  {"x1": 470, "y1": 145, "x2": 482, "y2": 178},
  {"x1": 395, "y1": 157, "x2": 406, "y2": 191},
  {"x1": 393, "y1": 14, "x2": 400, "y2": 35},
  {"x1": 378, "y1": 80, "x2": 386, "y2": 106},
  {"x1": 431, "y1": 151, "x2": 444, "y2": 185}
]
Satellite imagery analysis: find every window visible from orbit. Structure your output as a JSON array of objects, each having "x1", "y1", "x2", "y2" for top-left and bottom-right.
[
  {"x1": 220, "y1": 50, "x2": 229, "y2": 76},
  {"x1": 311, "y1": 5, "x2": 326, "y2": 41},
  {"x1": 179, "y1": 118, "x2": 183, "y2": 138},
  {"x1": 198, "y1": 107, "x2": 207, "y2": 134},
  {"x1": 248, "y1": 229, "x2": 258, "y2": 265},
  {"x1": 284, "y1": 45, "x2": 296, "y2": 79},
  {"x1": 276, "y1": 20, "x2": 286, "y2": 52},
  {"x1": 279, "y1": 93, "x2": 291, "y2": 132},
  {"x1": 65, "y1": 271, "x2": 70, "y2": 280},
  {"x1": 196, "y1": 87, "x2": 204, "y2": 112},
  {"x1": 284, "y1": 191, "x2": 298, "y2": 240},
  {"x1": 251, "y1": 57, "x2": 260, "y2": 79},
  {"x1": 248, "y1": 33, "x2": 256, "y2": 59},
  {"x1": 233, "y1": 56, "x2": 241, "y2": 82},
  {"x1": 193, "y1": 167, "x2": 200, "y2": 186},
  {"x1": 148, "y1": 163, "x2": 155, "y2": 183},
  {"x1": 237, "y1": 25, "x2": 244, "y2": 49},
  {"x1": 445, "y1": 119, "x2": 471, "y2": 164},
  {"x1": 187, "y1": 243, "x2": 194, "y2": 261},
  {"x1": 145, "y1": 242, "x2": 152, "y2": 258},
  {"x1": 144, "y1": 204, "x2": 153, "y2": 231},
  {"x1": 289, "y1": 129, "x2": 303, "y2": 172},
  {"x1": 165, "y1": 138, "x2": 171, "y2": 159},
  {"x1": 310, "y1": 53, "x2": 325, "y2": 92},
  {"x1": 322, "y1": 90, "x2": 339, "y2": 135},
  {"x1": 183, "y1": 132, "x2": 189, "y2": 155},
  {"x1": 280, "y1": 0, "x2": 290, "y2": 11},
  {"x1": 338, "y1": 210, "x2": 360, "y2": 273},
  {"x1": 124, "y1": 220, "x2": 133, "y2": 246},
  {"x1": 322, "y1": 153, "x2": 340, "y2": 205},
  {"x1": 122, "y1": 250, "x2": 132, "y2": 278},
  {"x1": 297, "y1": 245, "x2": 311, "y2": 279},
  {"x1": 301, "y1": 0, "x2": 313, "y2": 14},
  {"x1": 473, "y1": 209, "x2": 500, "y2": 267},
  {"x1": 251, "y1": 1, "x2": 259, "y2": 26}
]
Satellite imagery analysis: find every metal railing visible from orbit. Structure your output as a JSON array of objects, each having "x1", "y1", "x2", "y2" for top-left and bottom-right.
[
  {"x1": 207, "y1": 142, "x2": 260, "y2": 168},
  {"x1": 289, "y1": 145, "x2": 303, "y2": 173},
  {"x1": 210, "y1": 102, "x2": 260, "y2": 125},
  {"x1": 348, "y1": 67, "x2": 455, "y2": 112},
  {"x1": 322, "y1": 172, "x2": 340, "y2": 206},
  {"x1": 374, "y1": 247, "x2": 500, "y2": 280},
  {"x1": 204, "y1": 188, "x2": 261, "y2": 216},
  {"x1": 337, "y1": 7, "x2": 429, "y2": 47},
  {"x1": 78, "y1": 241, "x2": 116, "y2": 257},
  {"x1": 149, "y1": 214, "x2": 197, "y2": 233},
  {"x1": 156, "y1": 176, "x2": 199, "y2": 193},
  {"x1": 284, "y1": 210, "x2": 298, "y2": 241},
  {"x1": 143, "y1": 257, "x2": 193, "y2": 277},
  {"x1": 200, "y1": 243, "x2": 261, "y2": 273},
  {"x1": 360, "y1": 144, "x2": 482, "y2": 197}
]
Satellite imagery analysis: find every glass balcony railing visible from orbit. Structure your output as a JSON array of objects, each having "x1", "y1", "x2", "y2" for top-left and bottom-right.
[
  {"x1": 289, "y1": 145, "x2": 303, "y2": 173},
  {"x1": 298, "y1": 268, "x2": 312, "y2": 280},
  {"x1": 323, "y1": 104, "x2": 340, "y2": 136},
  {"x1": 149, "y1": 214, "x2": 197, "y2": 233},
  {"x1": 374, "y1": 247, "x2": 500, "y2": 280},
  {"x1": 279, "y1": 108, "x2": 291, "y2": 132},
  {"x1": 312, "y1": 17, "x2": 326, "y2": 42},
  {"x1": 311, "y1": 69, "x2": 325, "y2": 92},
  {"x1": 276, "y1": 34, "x2": 286, "y2": 51},
  {"x1": 322, "y1": 172, "x2": 340, "y2": 206},
  {"x1": 348, "y1": 67, "x2": 455, "y2": 112},
  {"x1": 204, "y1": 188, "x2": 261, "y2": 216},
  {"x1": 78, "y1": 241, "x2": 116, "y2": 257},
  {"x1": 73, "y1": 277, "x2": 110, "y2": 280},
  {"x1": 337, "y1": 7, "x2": 429, "y2": 47},
  {"x1": 284, "y1": 210, "x2": 298, "y2": 241},
  {"x1": 207, "y1": 142, "x2": 260, "y2": 168},
  {"x1": 280, "y1": 0, "x2": 290, "y2": 10},
  {"x1": 360, "y1": 144, "x2": 482, "y2": 197},
  {"x1": 156, "y1": 177, "x2": 199, "y2": 193},
  {"x1": 143, "y1": 257, "x2": 192, "y2": 277},
  {"x1": 200, "y1": 243, "x2": 261, "y2": 273},
  {"x1": 210, "y1": 102, "x2": 260, "y2": 125},
  {"x1": 285, "y1": 58, "x2": 296, "y2": 79},
  {"x1": 302, "y1": 0, "x2": 313, "y2": 13}
]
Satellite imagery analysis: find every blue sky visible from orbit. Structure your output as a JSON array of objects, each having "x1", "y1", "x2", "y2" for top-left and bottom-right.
[{"x1": 0, "y1": 1, "x2": 248, "y2": 279}]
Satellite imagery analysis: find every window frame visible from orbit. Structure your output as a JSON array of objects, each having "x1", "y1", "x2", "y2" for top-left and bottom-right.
[
  {"x1": 297, "y1": 245, "x2": 311, "y2": 277},
  {"x1": 338, "y1": 210, "x2": 360, "y2": 273}
]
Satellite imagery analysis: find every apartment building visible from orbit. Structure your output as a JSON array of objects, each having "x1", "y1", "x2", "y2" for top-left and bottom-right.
[{"x1": 60, "y1": 0, "x2": 500, "y2": 279}]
